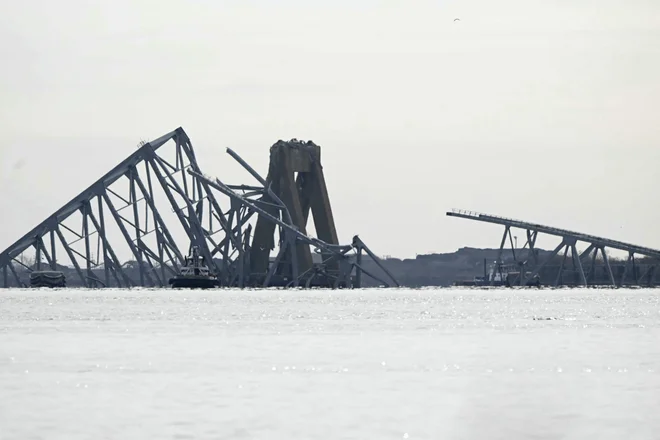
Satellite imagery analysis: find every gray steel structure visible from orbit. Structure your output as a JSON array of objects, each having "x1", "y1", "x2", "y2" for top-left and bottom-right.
[
  {"x1": 447, "y1": 209, "x2": 660, "y2": 287},
  {"x1": 0, "y1": 127, "x2": 397, "y2": 289},
  {"x1": 249, "y1": 140, "x2": 341, "y2": 283}
]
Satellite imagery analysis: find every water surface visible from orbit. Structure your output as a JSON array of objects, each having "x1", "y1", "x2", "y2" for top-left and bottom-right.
[{"x1": 1, "y1": 288, "x2": 659, "y2": 439}]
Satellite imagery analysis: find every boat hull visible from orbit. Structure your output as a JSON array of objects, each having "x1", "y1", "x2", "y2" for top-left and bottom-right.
[
  {"x1": 168, "y1": 276, "x2": 219, "y2": 289},
  {"x1": 29, "y1": 271, "x2": 66, "y2": 288},
  {"x1": 454, "y1": 280, "x2": 508, "y2": 287}
]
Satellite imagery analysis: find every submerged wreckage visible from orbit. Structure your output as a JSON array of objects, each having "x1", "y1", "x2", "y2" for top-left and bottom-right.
[{"x1": 0, "y1": 128, "x2": 398, "y2": 289}]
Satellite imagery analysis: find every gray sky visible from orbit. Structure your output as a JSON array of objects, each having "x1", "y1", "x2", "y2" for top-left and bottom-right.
[{"x1": 1, "y1": 0, "x2": 659, "y2": 259}]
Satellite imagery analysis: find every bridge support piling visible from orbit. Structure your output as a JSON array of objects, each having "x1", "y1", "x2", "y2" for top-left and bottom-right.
[
  {"x1": 572, "y1": 243, "x2": 587, "y2": 286},
  {"x1": 588, "y1": 247, "x2": 598, "y2": 283},
  {"x1": 600, "y1": 247, "x2": 616, "y2": 286},
  {"x1": 554, "y1": 244, "x2": 570, "y2": 286},
  {"x1": 620, "y1": 252, "x2": 633, "y2": 287}
]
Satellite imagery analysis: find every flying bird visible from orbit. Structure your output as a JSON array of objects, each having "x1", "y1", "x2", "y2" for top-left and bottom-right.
[{"x1": 454, "y1": 18, "x2": 460, "y2": 22}]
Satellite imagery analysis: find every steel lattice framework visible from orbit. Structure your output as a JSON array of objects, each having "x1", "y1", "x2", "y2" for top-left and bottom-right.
[
  {"x1": 0, "y1": 128, "x2": 398, "y2": 289},
  {"x1": 448, "y1": 209, "x2": 660, "y2": 287}
]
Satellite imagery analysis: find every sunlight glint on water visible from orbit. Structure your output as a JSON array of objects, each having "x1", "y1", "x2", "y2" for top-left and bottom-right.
[{"x1": 1, "y1": 288, "x2": 659, "y2": 439}]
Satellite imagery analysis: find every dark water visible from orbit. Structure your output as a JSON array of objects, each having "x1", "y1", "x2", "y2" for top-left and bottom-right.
[{"x1": 1, "y1": 288, "x2": 659, "y2": 439}]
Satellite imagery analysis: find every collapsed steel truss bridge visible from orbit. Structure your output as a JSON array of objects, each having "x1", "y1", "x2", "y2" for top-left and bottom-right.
[
  {"x1": 0, "y1": 127, "x2": 398, "y2": 289},
  {"x1": 448, "y1": 209, "x2": 660, "y2": 287}
]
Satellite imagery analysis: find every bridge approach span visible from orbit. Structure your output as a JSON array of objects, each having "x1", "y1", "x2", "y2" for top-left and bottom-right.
[{"x1": 447, "y1": 209, "x2": 660, "y2": 287}]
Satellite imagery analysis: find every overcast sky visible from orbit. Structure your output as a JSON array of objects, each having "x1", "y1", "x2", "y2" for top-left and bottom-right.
[{"x1": 1, "y1": 0, "x2": 659, "y2": 259}]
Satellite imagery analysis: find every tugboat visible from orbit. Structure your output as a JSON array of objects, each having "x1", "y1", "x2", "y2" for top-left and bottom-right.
[
  {"x1": 454, "y1": 260, "x2": 541, "y2": 287},
  {"x1": 168, "y1": 246, "x2": 219, "y2": 289}
]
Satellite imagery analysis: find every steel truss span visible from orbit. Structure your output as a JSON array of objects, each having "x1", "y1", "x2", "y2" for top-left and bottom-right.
[
  {"x1": 0, "y1": 128, "x2": 397, "y2": 289},
  {"x1": 447, "y1": 209, "x2": 660, "y2": 287}
]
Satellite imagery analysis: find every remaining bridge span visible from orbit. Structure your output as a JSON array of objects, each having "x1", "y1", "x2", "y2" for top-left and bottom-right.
[{"x1": 447, "y1": 209, "x2": 659, "y2": 287}]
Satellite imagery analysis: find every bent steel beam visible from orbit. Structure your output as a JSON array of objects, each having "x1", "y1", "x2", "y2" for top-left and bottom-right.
[
  {"x1": 189, "y1": 169, "x2": 396, "y2": 288},
  {"x1": 1, "y1": 129, "x2": 396, "y2": 289}
]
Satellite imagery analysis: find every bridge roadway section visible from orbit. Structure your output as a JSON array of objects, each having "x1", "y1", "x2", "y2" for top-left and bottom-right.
[{"x1": 447, "y1": 209, "x2": 660, "y2": 287}]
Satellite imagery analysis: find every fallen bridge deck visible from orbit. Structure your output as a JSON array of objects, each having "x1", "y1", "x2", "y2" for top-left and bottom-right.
[{"x1": 447, "y1": 209, "x2": 660, "y2": 287}]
